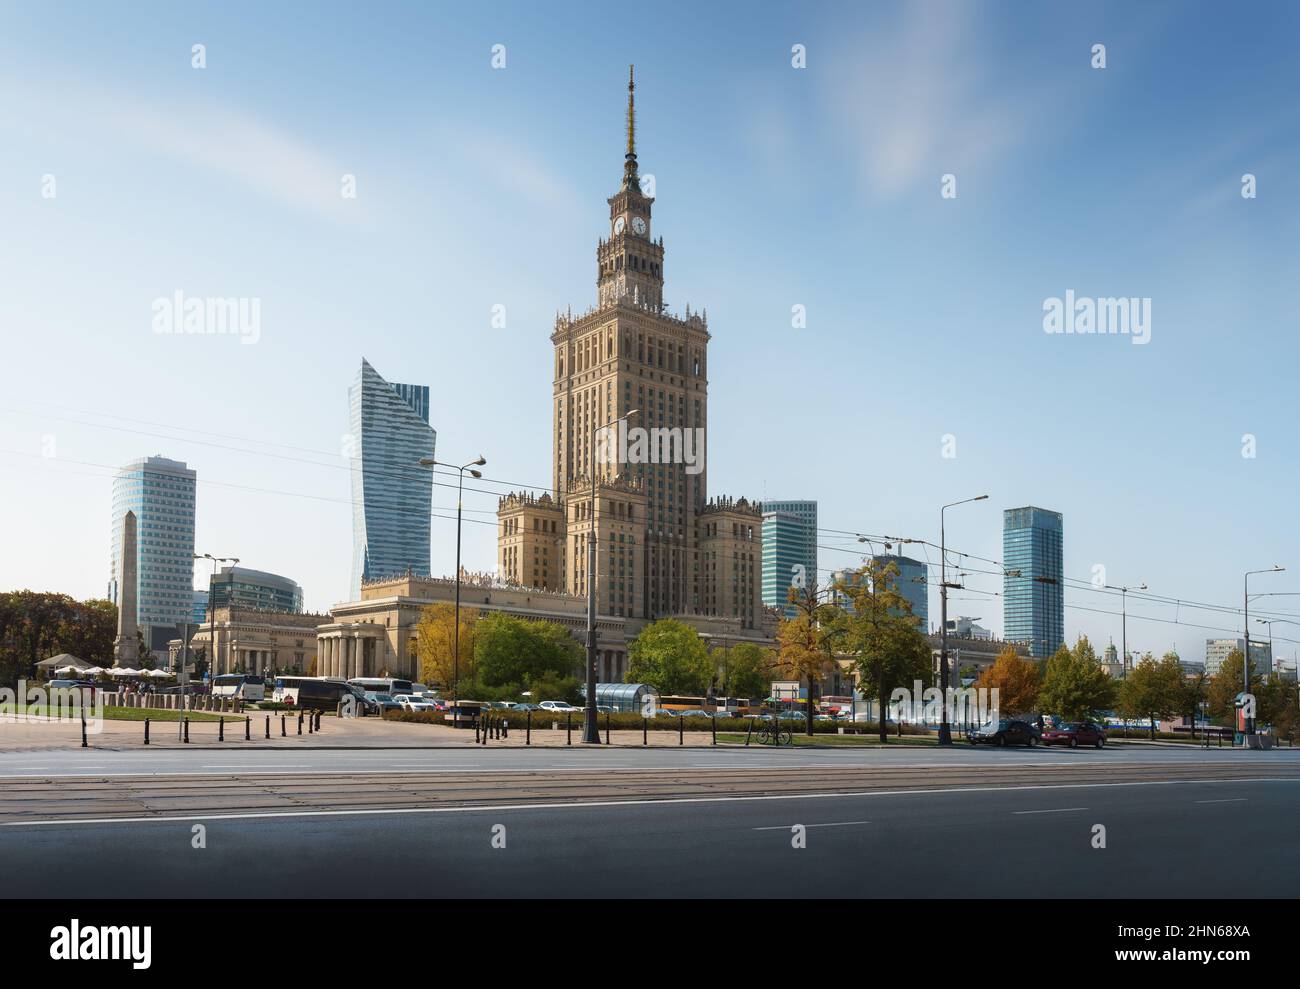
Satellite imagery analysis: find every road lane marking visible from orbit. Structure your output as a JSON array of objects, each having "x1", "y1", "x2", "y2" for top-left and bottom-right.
[
  {"x1": 1194, "y1": 797, "x2": 1247, "y2": 803},
  {"x1": 1013, "y1": 807, "x2": 1088, "y2": 814},
  {"x1": 753, "y1": 821, "x2": 870, "y2": 830},
  {"x1": 5, "y1": 777, "x2": 1295, "y2": 827}
]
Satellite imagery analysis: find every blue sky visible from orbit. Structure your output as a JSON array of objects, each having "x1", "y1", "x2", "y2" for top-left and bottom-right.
[{"x1": 2, "y1": 1, "x2": 1299, "y2": 666}]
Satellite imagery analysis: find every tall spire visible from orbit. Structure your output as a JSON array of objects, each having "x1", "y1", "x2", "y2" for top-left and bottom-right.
[{"x1": 624, "y1": 64, "x2": 638, "y2": 189}]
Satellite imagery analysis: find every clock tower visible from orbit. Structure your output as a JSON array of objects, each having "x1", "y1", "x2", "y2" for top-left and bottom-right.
[{"x1": 597, "y1": 66, "x2": 664, "y2": 310}]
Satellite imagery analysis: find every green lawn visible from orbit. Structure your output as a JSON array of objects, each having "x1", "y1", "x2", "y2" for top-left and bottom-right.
[{"x1": 1, "y1": 704, "x2": 233, "y2": 723}]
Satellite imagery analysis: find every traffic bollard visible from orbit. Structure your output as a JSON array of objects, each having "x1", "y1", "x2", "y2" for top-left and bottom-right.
[
  {"x1": 712, "y1": 715, "x2": 717, "y2": 746},
  {"x1": 307, "y1": 712, "x2": 313, "y2": 734},
  {"x1": 144, "y1": 719, "x2": 150, "y2": 746},
  {"x1": 605, "y1": 712, "x2": 610, "y2": 745},
  {"x1": 280, "y1": 715, "x2": 286, "y2": 737},
  {"x1": 183, "y1": 719, "x2": 189, "y2": 744},
  {"x1": 265, "y1": 715, "x2": 270, "y2": 739},
  {"x1": 566, "y1": 711, "x2": 572, "y2": 745},
  {"x1": 643, "y1": 716, "x2": 648, "y2": 747},
  {"x1": 297, "y1": 713, "x2": 303, "y2": 735},
  {"x1": 745, "y1": 718, "x2": 754, "y2": 746},
  {"x1": 81, "y1": 710, "x2": 87, "y2": 748},
  {"x1": 679, "y1": 714, "x2": 684, "y2": 746},
  {"x1": 526, "y1": 709, "x2": 532, "y2": 746},
  {"x1": 219, "y1": 717, "x2": 224, "y2": 742},
  {"x1": 475, "y1": 718, "x2": 481, "y2": 744},
  {"x1": 245, "y1": 716, "x2": 251, "y2": 741}
]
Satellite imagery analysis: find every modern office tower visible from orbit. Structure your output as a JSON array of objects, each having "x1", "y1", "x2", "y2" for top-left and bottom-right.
[
  {"x1": 1002, "y1": 505, "x2": 1064, "y2": 658},
  {"x1": 349, "y1": 358, "x2": 437, "y2": 597},
  {"x1": 207, "y1": 566, "x2": 304, "y2": 613},
  {"x1": 1204, "y1": 637, "x2": 1273, "y2": 677},
  {"x1": 871, "y1": 553, "x2": 929, "y2": 632},
  {"x1": 109, "y1": 456, "x2": 197, "y2": 643},
  {"x1": 191, "y1": 589, "x2": 209, "y2": 625},
  {"x1": 763, "y1": 510, "x2": 810, "y2": 617}
]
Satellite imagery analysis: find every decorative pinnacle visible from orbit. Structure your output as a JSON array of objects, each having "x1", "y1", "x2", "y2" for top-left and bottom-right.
[{"x1": 624, "y1": 64, "x2": 638, "y2": 188}]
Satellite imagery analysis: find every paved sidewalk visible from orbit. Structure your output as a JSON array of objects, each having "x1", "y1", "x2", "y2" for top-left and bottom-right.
[{"x1": 0, "y1": 714, "x2": 737, "y2": 750}]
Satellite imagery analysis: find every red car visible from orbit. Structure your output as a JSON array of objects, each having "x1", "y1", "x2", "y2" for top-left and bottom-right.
[{"x1": 1041, "y1": 721, "x2": 1107, "y2": 748}]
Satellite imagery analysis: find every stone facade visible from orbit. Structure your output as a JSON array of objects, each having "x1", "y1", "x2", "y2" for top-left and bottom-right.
[{"x1": 184, "y1": 607, "x2": 326, "y2": 676}]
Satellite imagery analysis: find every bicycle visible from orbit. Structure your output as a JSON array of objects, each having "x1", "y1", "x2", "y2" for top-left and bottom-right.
[{"x1": 754, "y1": 720, "x2": 793, "y2": 746}]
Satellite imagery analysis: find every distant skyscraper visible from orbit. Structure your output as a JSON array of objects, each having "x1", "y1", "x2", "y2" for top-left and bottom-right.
[
  {"x1": 1002, "y1": 506, "x2": 1064, "y2": 658},
  {"x1": 349, "y1": 358, "x2": 436, "y2": 596},
  {"x1": 209, "y1": 566, "x2": 304, "y2": 613},
  {"x1": 191, "y1": 589, "x2": 209, "y2": 625},
  {"x1": 762, "y1": 501, "x2": 817, "y2": 617},
  {"x1": 872, "y1": 553, "x2": 929, "y2": 632},
  {"x1": 109, "y1": 456, "x2": 196, "y2": 639}
]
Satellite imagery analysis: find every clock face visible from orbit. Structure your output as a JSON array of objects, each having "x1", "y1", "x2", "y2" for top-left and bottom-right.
[
  {"x1": 632, "y1": 216, "x2": 647, "y2": 235},
  {"x1": 613, "y1": 217, "x2": 625, "y2": 235}
]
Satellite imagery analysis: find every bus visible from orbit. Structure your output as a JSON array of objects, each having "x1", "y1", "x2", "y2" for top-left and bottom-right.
[
  {"x1": 348, "y1": 677, "x2": 413, "y2": 696},
  {"x1": 274, "y1": 676, "x2": 365, "y2": 710},
  {"x1": 658, "y1": 695, "x2": 708, "y2": 713},
  {"x1": 211, "y1": 674, "x2": 266, "y2": 702}
]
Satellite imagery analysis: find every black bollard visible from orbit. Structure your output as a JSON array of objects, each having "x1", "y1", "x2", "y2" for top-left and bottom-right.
[
  {"x1": 307, "y1": 712, "x2": 313, "y2": 734},
  {"x1": 265, "y1": 715, "x2": 270, "y2": 739},
  {"x1": 745, "y1": 718, "x2": 754, "y2": 746},
  {"x1": 81, "y1": 711, "x2": 87, "y2": 748},
  {"x1": 219, "y1": 717, "x2": 225, "y2": 742},
  {"x1": 183, "y1": 718, "x2": 190, "y2": 744},
  {"x1": 475, "y1": 717, "x2": 481, "y2": 744},
  {"x1": 712, "y1": 714, "x2": 717, "y2": 746},
  {"x1": 280, "y1": 714, "x2": 286, "y2": 737},
  {"x1": 245, "y1": 716, "x2": 251, "y2": 741},
  {"x1": 526, "y1": 709, "x2": 532, "y2": 746},
  {"x1": 566, "y1": 711, "x2": 572, "y2": 745},
  {"x1": 144, "y1": 718, "x2": 150, "y2": 746},
  {"x1": 605, "y1": 711, "x2": 610, "y2": 745},
  {"x1": 643, "y1": 716, "x2": 648, "y2": 747},
  {"x1": 297, "y1": 713, "x2": 303, "y2": 735},
  {"x1": 679, "y1": 714, "x2": 684, "y2": 746}
]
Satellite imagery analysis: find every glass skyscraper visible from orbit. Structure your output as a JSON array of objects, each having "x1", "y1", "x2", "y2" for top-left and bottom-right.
[
  {"x1": 761, "y1": 500, "x2": 817, "y2": 617},
  {"x1": 349, "y1": 358, "x2": 436, "y2": 597},
  {"x1": 109, "y1": 455, "x2": 197, "y2": 636},
  {"x1": 1002, "y1": 506, "x2": 1064, "y2": 658},
  {"x1": 208, "y1": 566, "x2": 304, "y2": 613},
  {"x1": 872, "y1": 554, "x2": 929, "y2": 632}
]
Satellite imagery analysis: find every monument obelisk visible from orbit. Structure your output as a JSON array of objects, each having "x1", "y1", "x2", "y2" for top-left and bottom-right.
[{"x1": 113, "y1": 509, "x2": 140, "y2": 665}]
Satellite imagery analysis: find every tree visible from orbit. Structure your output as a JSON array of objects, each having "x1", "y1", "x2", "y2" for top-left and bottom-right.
[
  {"x1": 711, "y1": 641, "x2": 776, "y2": 702},
  {"x1": 1207, "y1": 649, "x2": 1261, "y2": 724},
  {"x1": 975, "y1": 646, "x2": 1041, "y2": 717},
  {"x1": 836, "y1": 559, "x2": 932, "y2": 743},
  {"x1": 415, "y1": 603, "x2": 480, "y2": 694},
  {"x1": 1118, "y1": 652, "x2": 1184, "y2": 738},
  {"x1": 1038, "y1": 636, "x2": 1116, "y2": 721},
  {"x1": 626, "y1": 619, "x2": 711, "y2": 695},
  {"x1": 0, "y1": 591, "x2": 119, "y2": 685},
  {"x1": 776, "y1": 583, "x2": 839, "y2": 736},
  {"x1": 474, "y1": 613, "x2": 580, "y2": 688},
  {"x1": 1259, "y1": 674, "x2": 1299, "y2": 741}
]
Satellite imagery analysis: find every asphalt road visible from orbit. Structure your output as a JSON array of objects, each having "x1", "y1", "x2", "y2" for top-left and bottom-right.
[{"x1": 1, "y1": 775, "x2": 1294, "y2": 898}]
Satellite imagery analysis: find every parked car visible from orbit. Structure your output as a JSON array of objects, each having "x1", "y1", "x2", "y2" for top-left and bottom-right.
[
  {"x1": 393, "y1": 694, "x2": 436, "y2": 713},
  {"x1": 513, "y1": 703, "x2": 541, "y2": 711},
  {"x1": 539, "y1": 700, "x2": 579, "y2": 713},
  {"x1": 1041, "y1": 721, "x2": 1107, "y2": 748},
  {"x1": 364, "y1": 691, "x2": 404, "y2": 714},
  {"x1": 969, "y1": 719, "x2": 1041, "y2": 747}
]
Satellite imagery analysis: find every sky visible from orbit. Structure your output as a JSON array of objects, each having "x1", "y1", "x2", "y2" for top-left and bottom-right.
[{"x1": 2, "y1": 0, "x2": 1299, "y2": 668}]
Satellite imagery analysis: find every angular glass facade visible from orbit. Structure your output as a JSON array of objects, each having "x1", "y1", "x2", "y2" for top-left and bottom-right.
[
  {"x1": 762, "y1": 503, "x2": 817, "y2": 617},
  {"x1": 872, "y1": 554, "x2": 929, "y2": 633},
  {"x1": 349, "y1": 358, "x2": 436, "y2": 597},
  {"x1": 1002, "y1": 506, "x2": 1064, "y2": 658},
  {"x1": 109, "y1": 456, "x2": 197, "y2": 635}
]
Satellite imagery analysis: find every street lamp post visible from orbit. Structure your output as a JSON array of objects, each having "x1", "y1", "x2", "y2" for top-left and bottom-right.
[
  {"x1": 939, "y1": 495, "x2": 988, "y2": 746},
  {"x1": 193, "y1": 552, "x2": 237, "y2": 741},
  {"x1": 419, "y1": 456, "x2": 486, "y2": 714},
  {"x1": 1243, "y1": 566, "x2": 1285, "y2": 735},
  {"x1": 1104, "y1": 582, "x2": 1147, "y2": 678},
  {"x1": 583, "y1": 410, "x2": 638, "y2": 744}
]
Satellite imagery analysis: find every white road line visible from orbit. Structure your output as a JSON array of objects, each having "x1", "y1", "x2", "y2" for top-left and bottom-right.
[
  {"x1": 5, "y1": 777, "x2": 1294, "y2": 828},
  {"x1": 1013, "y1": 807, "x2": 1088, "y2": 815},
  {"x1": 202, "y1": 764, "x2": 310, "y2": 769},
  {"x1": 1194, "y1": 797, "x2": 1247, "y2": 804},
  {"x1": 753, "y1": 821, "x2": 870, "y2": 830}
]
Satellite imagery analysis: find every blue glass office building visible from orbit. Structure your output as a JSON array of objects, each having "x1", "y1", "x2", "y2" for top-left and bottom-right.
[
  {"x1": 1002, "y1": 506, "x2": 1064, "y2": 658},
  {"x1": 209, "y1": 566, "x2": 304, "y2": 613},
  {"x1": 109, "y1": 455, "x2": 197, "y2": 634},
  {"x1": 872, "y1": 554, "x2": 929, "y2": 632},
  {"x1": 762, "y1": 501, "x2": 817, "y2": 617},
  {"x1": 349, "y1": 359, "x2": 436, "y2": 597}
]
